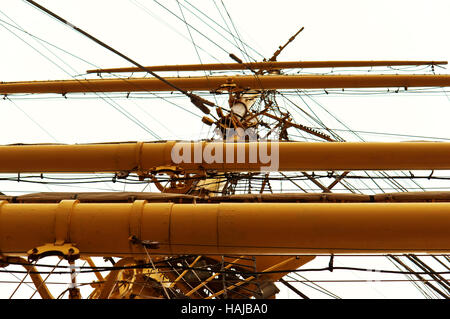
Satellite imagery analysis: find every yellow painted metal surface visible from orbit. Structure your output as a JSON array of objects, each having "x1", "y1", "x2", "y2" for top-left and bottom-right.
[
  {"x1": 0, "y1": 200, "x2": 449, "y2": 256},
  {"x1": 1, "y1": 74, "x2": 449, "y2": 94},
  {"x1": 0, "y1": 141, "x2": 450, "y2": 172},
  {"x1": 86, "y1": 60, "x2": 448, "y2": 73},
  {"x1": 4, "y1": 191, "x2": 450, "y2": 203}
]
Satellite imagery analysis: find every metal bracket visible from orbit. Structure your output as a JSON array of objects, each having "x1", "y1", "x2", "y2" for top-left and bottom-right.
[
  {"x1": 129, "y1": 235, "x2": 160, "y2": 249},
  {"x1": 55, "y1": 200, "x2": 78, "y2": 246},
  {"x1": 27, "y1": 243, "x2": 80, "y2": 262},
  {"x1": 137, "y1": 165, "x2": 185, "y2": 181},
  {"x1": 212, "y1": 80, "x2": 249, "y2": 94}
]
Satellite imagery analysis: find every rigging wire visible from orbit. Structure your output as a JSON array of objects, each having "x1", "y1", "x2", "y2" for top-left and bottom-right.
[
  {"x1": 286, "y1": 274, "x2": 340, "y2": 299},
  {"x1": 0, "y1": 15, "x2": 98, "y2": 68},
  {"x1": 212, "y1": 0, "x2": 247, "y2": 63},
  {"x1": 387, "y1": 256, "x2": 434, "y2": 299},
  {"x1": 219, "y1": 0, "x2": 254, "y2": 64},
  {"x1": 23, "y1": 0, "x2": 217, "y2": 116},
  {"x1": 129, "y1": 0, "x2": 222, "y2": 63},
  {"x1": 8, "y1": 260, "x2": 37, "y2": 299},
  {"x1": 4, "y1": 97, "x2": 58, "y2": 142},
  {"x1": 2, "y1": 263, "x2": 450, "y2": 277},
  {"x1": 3, "y1": 2, "x2": 212, "y2": 122},
  {"x1": 152, "y1": 0, "x2": 236, "y2": 57},
  {"x1": 183, "y1": 0, "x2": 264, "y2": 60},
  {"x1": 175, "y1": 0, "x2": 219, "y2": 107},
  {"x1": 0, "y1": 10, "x2": 162, "y2": 140},
  {"x1": 177, "y1": 0, "x2": 258, "y2": 63}
]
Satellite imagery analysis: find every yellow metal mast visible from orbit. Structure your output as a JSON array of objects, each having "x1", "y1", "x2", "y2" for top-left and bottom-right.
[
  {"x1": 0, "y1": 141, "x2": 450, "y2": 173},
  {"x1": 87, "y1": 60, "x2": 448, "y2": 73},
  {"x1": 1, "y1": 74, "x2": 449, "y2": 94},
  {"x1": 1, "y1": 201, "x2": 449, "y2": 257}
]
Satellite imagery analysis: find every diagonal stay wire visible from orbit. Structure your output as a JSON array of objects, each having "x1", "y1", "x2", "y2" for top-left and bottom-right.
[
  {"x1": 279, "y1": 92, "x2": 379, "y2": 194},
  {"x1": 23, "y1": 0, "x2": 216, "y2": 116},
  {"x1": 286, "y1": 274, "x2": 340, "y2": 299},
  {"x1": 172, "y1": 0, "x2": 267, "y2": 102},
  {"x1": 0, "y1": 15, "x2": 161, "y2": 140},
  {"x1": 213, "y1": 0, "x2": 246, "y2": 63},
  {"x1": 176, "y1": 0, "x2": 257, "y2": 64},
  {"x1": 184, "y1": 0, "x2": 264, "y2": 60},
  {"x1": 29, "y1": 258, "x2": 63, "y2": 299},
  {"x1": 130, "y1": 0, "x2": 222, "y2": 63},
  {"x1": 4, "y1": 270, "x2": 35, "y2": 292},
  {"x1": 153, "y1": 0, "x2": 268, "y2": 99},
  {"x1": 219, "y1": 0, "x2": 253, "y2": 64},
  {"x1": 5, "y1": 97, "x2": 58, "y2": 142},
  {"x1": 153, "y1": 0, "x2": 232, "y2": 56},
  {"x1": 134, "y1": 0, "x2": 268, "y2": 117},
  {"x1": 295, "y1": 90, "x2": 420, "y2": 193},
  {"x1": 176, "y1": 0, "x2": 219, "y2": 107},
  {"x1": 0, "y1": 19, "x2": 133, "y2": 190},
  {"x1": 387, "y1": 256, "x2": 432, "y2": 299},
  {"x1": 299, "y1": 89, "x2": 426, "y2": 191},
  {"x1": 9, "y1": 260, "x2": 37, "y2": 299},
  {"x1": 0, "y1": 16, "x2": 78, "y2": 75},
  {"x1": 143, "y1": 245, "x2": 171, "y2": 299},
  {"x1": 0, "y1": 13, "x2": 97, "y2": 68}
]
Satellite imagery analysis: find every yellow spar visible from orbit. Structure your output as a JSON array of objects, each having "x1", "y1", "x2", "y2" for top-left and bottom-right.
[
  {"x1": 0, "y1": 201, "x2": 449, "y2": 256},
  {"x1": 86, "y1": 60, "x2": 448, "y2": 73},
  {"x1": 1, "y1": 74, "x2": 450, "y2": 94},
  {"x1": 1, "y1": 141, "x2": 450, "y2": 173}
]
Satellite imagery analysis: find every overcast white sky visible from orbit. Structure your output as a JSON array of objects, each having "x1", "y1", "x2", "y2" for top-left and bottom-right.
[{"x1": 0, "y1": 0, "x2": 449, "y2": 299}]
